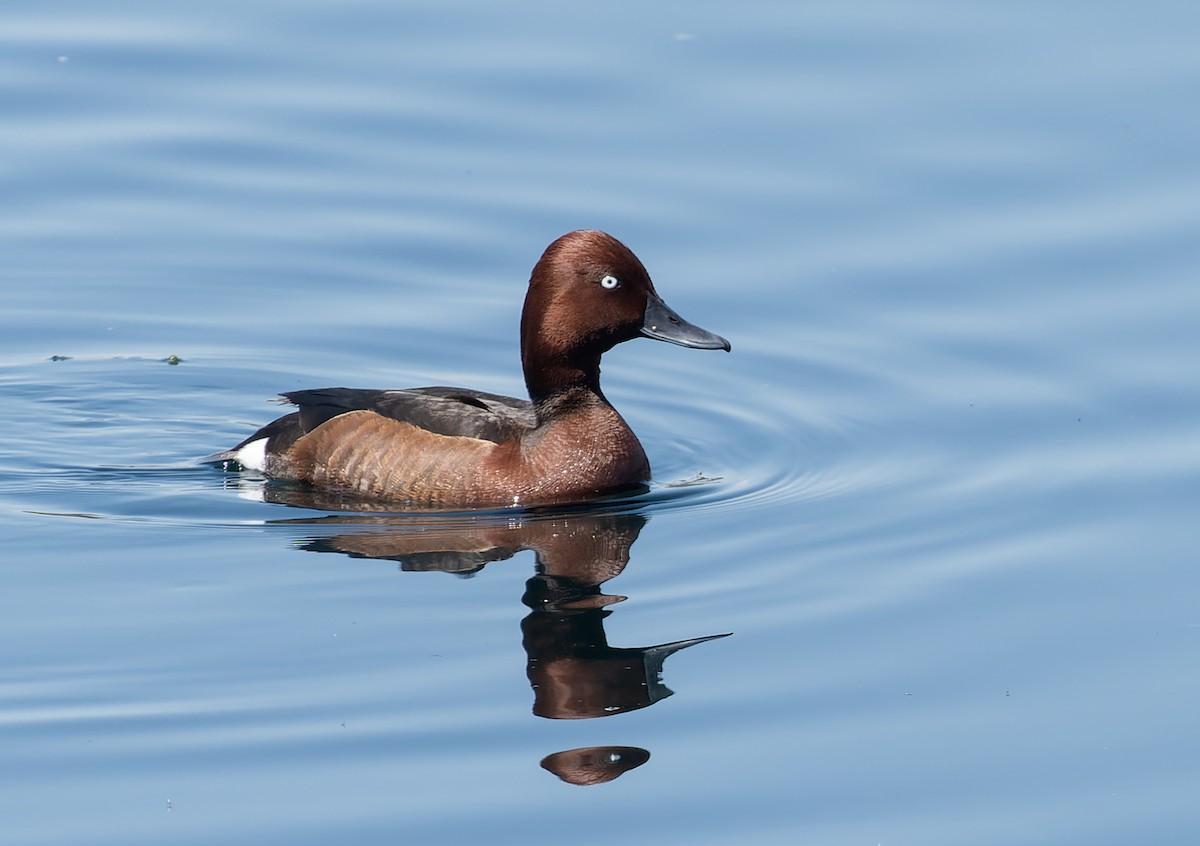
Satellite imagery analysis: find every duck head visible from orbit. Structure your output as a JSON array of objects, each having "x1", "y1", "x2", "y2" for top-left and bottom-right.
[{"x1": 520, "y1": 230, "x2": 730, "y2": 401}]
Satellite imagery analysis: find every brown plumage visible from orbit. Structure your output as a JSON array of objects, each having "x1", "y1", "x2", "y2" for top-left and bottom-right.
[{"x1": 210, "y1": 230, "x2": 730, "y2": 508}]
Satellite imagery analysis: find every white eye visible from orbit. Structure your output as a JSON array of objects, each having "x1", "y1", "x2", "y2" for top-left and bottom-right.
[{"x1": 600, "y1": 274, "x2": 620, "y2": 290}]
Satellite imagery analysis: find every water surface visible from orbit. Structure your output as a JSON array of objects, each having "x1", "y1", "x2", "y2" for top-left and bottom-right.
[{"x1": 2, "y1": 1, "x2": 1199, "y2": 844}]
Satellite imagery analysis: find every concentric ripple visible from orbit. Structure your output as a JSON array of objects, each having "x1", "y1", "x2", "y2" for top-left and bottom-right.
[{"x1": 0, "y1": 343, "x2": 914, "y2": 529}]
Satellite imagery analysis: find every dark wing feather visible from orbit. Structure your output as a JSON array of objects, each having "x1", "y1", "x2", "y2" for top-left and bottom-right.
[{"x1": 281, "y1": 386, "x2": 535, "y2": 444}]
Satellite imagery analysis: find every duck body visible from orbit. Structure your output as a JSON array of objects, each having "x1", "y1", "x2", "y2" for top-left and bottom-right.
[{"x1": 212, "y1": 230, "x2": 729, "y2": 509}]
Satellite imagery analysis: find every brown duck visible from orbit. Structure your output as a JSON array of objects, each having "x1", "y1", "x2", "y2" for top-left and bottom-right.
[{"x1": 211, "y1": 230, "x2": 730, "y2": 508}]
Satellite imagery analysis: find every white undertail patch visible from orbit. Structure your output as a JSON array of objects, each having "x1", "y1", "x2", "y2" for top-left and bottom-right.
[{"x1": 233, "y1": 437, "x2": 268, "y2": 471}]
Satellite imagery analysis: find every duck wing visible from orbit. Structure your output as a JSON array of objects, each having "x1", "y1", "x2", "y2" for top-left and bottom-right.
[{"x1": 283, "y1": 386, "x2": 535, "y2": 444}]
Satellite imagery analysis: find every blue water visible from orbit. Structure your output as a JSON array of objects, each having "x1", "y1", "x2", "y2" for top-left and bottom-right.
[{"x1": 3, "y1": 1, "x2": 1199, "y2": 843}]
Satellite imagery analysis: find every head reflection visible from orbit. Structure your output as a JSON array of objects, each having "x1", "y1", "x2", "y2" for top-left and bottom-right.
[
  {"x1": 522, "y1": 571, "x2": 729, "y2": 719},
  {"x1": 540, "y1": 746, "x2": 651, "y2": 786}
]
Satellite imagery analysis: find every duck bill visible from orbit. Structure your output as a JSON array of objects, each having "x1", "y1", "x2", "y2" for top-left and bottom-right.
[{"x1": 640, "y1": 295, "x2": 731, "y2": 351}]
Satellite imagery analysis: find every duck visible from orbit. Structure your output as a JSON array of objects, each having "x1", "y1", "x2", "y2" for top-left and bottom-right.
[{"x1": 210, "y1": 230, "x2": 730, "y2": 508}]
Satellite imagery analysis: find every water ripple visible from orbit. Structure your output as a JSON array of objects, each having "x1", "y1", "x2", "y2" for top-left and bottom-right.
[{"x1": 1, "y1": 347, "x2": 878, "y2": 527}]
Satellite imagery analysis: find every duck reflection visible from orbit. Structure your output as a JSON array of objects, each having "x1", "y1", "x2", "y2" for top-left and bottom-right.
[{"x1": 277, "y1": 504, "x2": 729, "y2": 784}]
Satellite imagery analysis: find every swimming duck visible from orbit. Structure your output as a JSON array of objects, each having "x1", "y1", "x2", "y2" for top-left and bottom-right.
[{"x1": 212, "y1": 230, "x2": 729, "y2": 508}]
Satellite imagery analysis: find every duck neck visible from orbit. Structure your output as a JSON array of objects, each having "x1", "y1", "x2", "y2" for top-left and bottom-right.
[
  {"x1": 522, "y1": 349, "x2": 608, "y2": 421},
  {"x1": 519, "y1": 283, "x2": 614, "y2": 420}
]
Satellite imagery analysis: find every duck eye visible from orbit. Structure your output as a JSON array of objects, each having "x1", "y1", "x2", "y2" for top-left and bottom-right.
[{"x1": 599, "y1": 274, "x2": 620, "y2": 290}]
